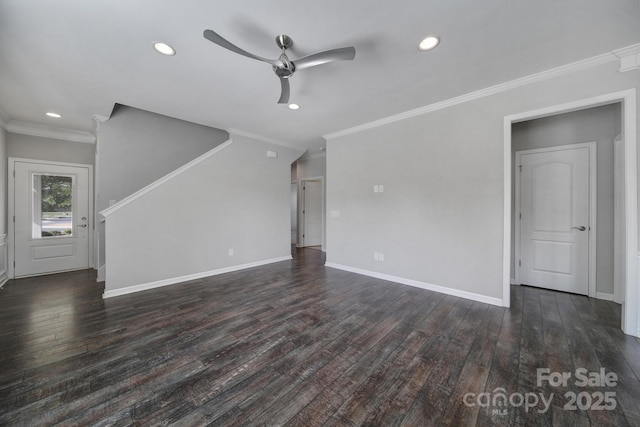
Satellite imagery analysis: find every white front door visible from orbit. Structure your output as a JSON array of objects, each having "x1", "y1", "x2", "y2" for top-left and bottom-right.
[
  {"x1": 517, "y1": 145, "x2": 593, "y2": 295},
  {"x1": 12, "y1": 160, "x2": 91, "y2": 277},
  {"x1": 302, "y1": 179, "x2": 323, "y2": 247}
]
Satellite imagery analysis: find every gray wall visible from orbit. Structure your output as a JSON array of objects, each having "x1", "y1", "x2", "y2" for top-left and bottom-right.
[
  {"x1": 103, "y1": 134, "x2": 302, "y2": 293},
  {"x1": 0, "y1": 127, "x2": 6, "y2": 236},
  {"x1": 97, "y1": 106, "x2": 229, "y2": 211},
  {"x1": 293, "y1": 154, "x2": 327, "y2": 249},
  {"x1": 326, "y1": 59, "x2": 639, "y2": 302},
  {"x1": 512, "y1": 103, "x2": 621, "y2": 294},
  {"x1": 96, "y1": 106, "x2": 229, "y2": 267},
  {"x1": 7, "y1": 133, "x2": 95, "y2": 166},
  {"x1": 2, "y1": 131, "x2": 94, "y2": 283}
]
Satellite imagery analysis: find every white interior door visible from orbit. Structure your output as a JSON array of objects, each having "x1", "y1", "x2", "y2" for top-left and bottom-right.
[
  {"x1": 518, "y1": 146, "x2": 592, "y2": 295},
  {"x1": 302, "y1": 179, "x2": 322, "y2": 247},
  {"x1": 13, "y1": 161, "x2": 91, "y2": 277}
]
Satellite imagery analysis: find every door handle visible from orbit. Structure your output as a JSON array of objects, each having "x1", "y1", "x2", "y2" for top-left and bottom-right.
[
  {"x1": 78, "y1": 224, "x2": 87, "y2": 228},
  {"x1": 572, "y1": 226, "x2": 586, "y2": 231}
]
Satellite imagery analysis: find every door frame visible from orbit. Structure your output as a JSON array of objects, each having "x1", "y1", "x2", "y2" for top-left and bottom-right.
[
  {"x1": 503, "y1": 89, "x2": 638, "y2": 337},
  {"x1": 514, "y1": 142, "x2": 597, "y2": 297},
  {"x1": 299, "y1": 177, "x2": 324, "y2": 250},
  {"x1": 8, "y1": 158, "x2": 94, "y2": 279}
]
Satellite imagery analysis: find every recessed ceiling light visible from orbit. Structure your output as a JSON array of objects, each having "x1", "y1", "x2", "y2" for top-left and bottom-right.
[
  {"x1": 46, "y1": 112, "x2": 62, "y2": 118},
  {"x1": 288, "y1": 103, "x2": 300, "y2": 110},
  {"x1": 153, "y1": 42, "x2": 176, "y2": 56},
  {"x1": 418, "y1": 36, "x2": 440, "y2": 51}
]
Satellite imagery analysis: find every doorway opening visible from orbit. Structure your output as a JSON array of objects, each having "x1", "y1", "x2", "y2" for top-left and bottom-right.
[
  {"x1": 503, "y1": 90, "x2": 637, "y2": 336},
  {"x1": 299, "y1": 177, "x2": 324, "y2": 249}
]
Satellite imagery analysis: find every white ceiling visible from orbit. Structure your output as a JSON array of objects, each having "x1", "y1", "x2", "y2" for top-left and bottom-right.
[{"x1": 0, "y1": 0, "x2": 638, "y2": 152}]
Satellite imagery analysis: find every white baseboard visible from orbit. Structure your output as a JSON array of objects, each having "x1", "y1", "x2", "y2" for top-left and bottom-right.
[
  {"x1": 324, "y1": 262, "x2": 503, "y2": 307},
  {"x1": 103, "y1": 255, "x2": 292, "y2": 298},
  {"x1": 0, "y1": 234, "x2": 7, "y2": 288},
  {"x1": 595, "y1": 292, "x2": 615, "y2": 301}
]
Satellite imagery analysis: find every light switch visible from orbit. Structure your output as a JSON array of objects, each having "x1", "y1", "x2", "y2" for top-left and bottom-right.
[{"x1": 330, "y1": 210, "x2": 340, "y2": 218}]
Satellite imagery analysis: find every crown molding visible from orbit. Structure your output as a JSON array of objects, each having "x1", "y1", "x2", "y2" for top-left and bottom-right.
[
  {"x1": 613, "y1": 43, "x2": 640, "y2": 72},
  {"x1": 324, "y1": 49, "x2": 618, "y2": 140},
  {"x1": 5, "y1": 120, "x2": 96, "y2": 144},
  {"x1": 93, "y1": 114, "x2": 109, "y2": 123},
  {"x1": 298, "y1": 150, "x2": 326, "y2": 161},
  {"x1": 0, "y1": 109, "x2": 8, "y2": 130},
  {"x1": 227, "y1": 128, "x2": 303, "y2": 153}
]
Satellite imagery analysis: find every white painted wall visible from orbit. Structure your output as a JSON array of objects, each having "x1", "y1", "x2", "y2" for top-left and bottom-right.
[
  {"x1": 102, "y1": 134, "x2": 302, "y2": 295},
  {"x1": 512, "y1": 103, "x2": 622, "y2": 295},
  {"x1": 326, "y1": 59, "x2": 639, "y2": 304}
]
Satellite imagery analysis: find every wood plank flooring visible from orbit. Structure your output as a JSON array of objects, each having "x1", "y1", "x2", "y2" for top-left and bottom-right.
[{"x1": 1, "y1": 247, "x2": 639, "y2": 426}]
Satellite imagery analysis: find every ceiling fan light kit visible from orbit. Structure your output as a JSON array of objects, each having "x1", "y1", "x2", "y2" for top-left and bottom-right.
[{"x1": 203, "y1": 29, "x2": 356, "y2": 104}]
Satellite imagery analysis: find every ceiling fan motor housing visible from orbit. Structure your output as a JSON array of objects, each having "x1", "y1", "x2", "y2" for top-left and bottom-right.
[{"x1": 275, "y1": 35, "x2": 293, "y2": 50}]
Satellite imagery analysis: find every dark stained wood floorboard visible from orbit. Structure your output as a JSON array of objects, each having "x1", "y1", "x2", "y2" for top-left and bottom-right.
[{"x1": 1, "y1": 249, "x2": 640, "y2": 426}]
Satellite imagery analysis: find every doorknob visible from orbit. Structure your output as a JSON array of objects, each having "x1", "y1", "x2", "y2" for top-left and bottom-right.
[
  {"x1": 572, "y1": 226, "x2": 586, "y2": 231},
  {"x1": 78, "y1": 224, "x2": 87, "y2": 228}
]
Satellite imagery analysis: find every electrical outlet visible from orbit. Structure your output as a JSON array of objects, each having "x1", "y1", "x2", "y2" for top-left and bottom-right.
[
  {"x1": 374, "y1": 252, "x2": 379, "y2": 261},
  {"x1": 379, "y1": 253, "x2": 384, "y2": 261},
  {"x1": 228, "y1": 249, "x2": 234, "y2": 256}
]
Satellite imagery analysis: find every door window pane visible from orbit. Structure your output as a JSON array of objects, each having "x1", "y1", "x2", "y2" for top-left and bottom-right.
[{"x1": 33, "y1": 175, "x2": 73, "y2": 238}]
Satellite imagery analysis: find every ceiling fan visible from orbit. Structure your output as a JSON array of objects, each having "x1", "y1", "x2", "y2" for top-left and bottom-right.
[{"x1": 203, "y1": 29, "x2": 356, "y2": 104}]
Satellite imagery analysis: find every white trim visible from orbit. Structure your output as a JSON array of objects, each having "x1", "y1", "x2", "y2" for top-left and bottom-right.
[
  {"x1": 325, "y1": 262, "x2": 503, "y2": 307},
  {"x1": 325, "y1": 51, "x2": 616, "y2": 141},
  {"x1": 93, "y1": 115, "x2": 109, "y2": 123},
  {"x1": 614, "y1": 134, "x2": 625, "y2": 305},
  {"x1": 298, "y1": 150, "x2": 326, "y2": 161},
  {"x1": 103, "y1": 256, "x2": 292, "y2": 298},
  {"x1": 100, "y1": 139, "x2": 233, "y2": 217},
  {"x1": 227, "y1": 128, "x2": 302, "y2": 152},
  {"x1": 5, "y1": 121, "x2": 95, "y2": 144},
  {"x1": 596, "y1": 292, "x2": 615, "y2": 301},
  {"x1": 504, "y1": 89, "x2": 638, "y2": 337},
  {"x1": 8, "y1": 158, "x2": 95, "y2": 279},
  {"x1": 0, "y1": 234, "x2": 8, "y2": 287},
  {"x1": 0, "y1": 109, "x2": 8, "y2": 130},
  {"x1": 514, "y1": 142, "x2": 597, "y2": 298},
  {"x1": 613, "y1": 43, "x2": 640, "y2": 72}
]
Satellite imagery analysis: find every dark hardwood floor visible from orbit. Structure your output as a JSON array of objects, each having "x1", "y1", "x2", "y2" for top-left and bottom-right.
[{"x1": 1, "y1": 248, "x2": 640, "y2": 426}]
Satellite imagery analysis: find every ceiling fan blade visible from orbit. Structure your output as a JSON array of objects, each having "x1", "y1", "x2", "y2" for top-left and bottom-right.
[
  {"x1": 203, "y1": 29, "x2": 280, "y2": 66},
  {"x1": 277, "y1": 76, "x2": 290, "y2": 104},
  {"x1": 293, "y1": 47, "x2": 356, "y2": 71}
]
